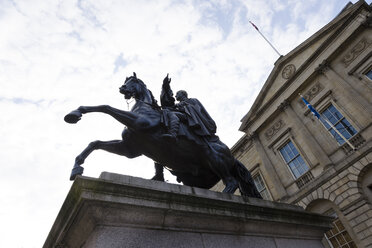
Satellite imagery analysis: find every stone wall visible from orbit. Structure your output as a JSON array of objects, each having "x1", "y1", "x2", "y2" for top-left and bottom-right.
[
  {"x1": 44, "y1": 172, "x2": 333, "y2": 248},
  {"x1": 296, "y1": 150, "x2": 372, "y2": 247}
]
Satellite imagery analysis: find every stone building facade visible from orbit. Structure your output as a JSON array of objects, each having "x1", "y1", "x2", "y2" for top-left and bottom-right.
[{"x1": 219, "y1": 1, "x2": 372, "y2": 247}]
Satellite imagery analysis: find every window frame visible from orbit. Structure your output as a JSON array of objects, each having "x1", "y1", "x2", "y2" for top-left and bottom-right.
[
  {"x1": 317, "y1": 101, "x2": 359, "y2": 146},
  {"x1": 348, "y1": 53, "x2": 372, "y2": 87},
  {"x1": 365, "y1": 67, "x2": 372, "y2": 80},
  {"x1": 270, "y1": 128, "x2": 313, "y2": 181},
  {"x1": 357, "y1": 58, "x2": 372, "y2": 82},
  {"x1": 324, "y1": 211, "x2": 357, "y2": 248},
  {"x1": 319, "y1": 103, "x2": 358, "y2": 145},
  {"x1": 278, "y1": 139, "x2": 310, "y2": 180},
  {"x1": 252, "y1": 171, "x2": 272, "y2": 200},
  {"x1": 348, "y1": 51, "x2": 372, "y2": 82}
]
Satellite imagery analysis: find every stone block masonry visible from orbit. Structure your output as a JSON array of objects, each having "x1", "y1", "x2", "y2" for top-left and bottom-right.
[{"x1": 44, "y1": 172, "x2": 333, "y2": 248}]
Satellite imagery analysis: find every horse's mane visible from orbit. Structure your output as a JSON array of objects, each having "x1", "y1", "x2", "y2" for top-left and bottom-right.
[
  {"x1": 125, "y1": 76, "x2": 160, "y2": 108},
  {"x1": 147, "y1": 89, "x2": 160, "y2": 108}
]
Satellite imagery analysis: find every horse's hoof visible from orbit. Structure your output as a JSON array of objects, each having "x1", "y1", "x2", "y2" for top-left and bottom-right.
[
  {"x1": 151, "y1": 174, "x2": 165, "y2": 182},
  {"x1": 70, "y1": 166, "x2": 84, "y2": 181},
  {"x1": 222, "y1": 180, "x2": 239, "y2": 194},
  {"x1": 64, "y1": 110, "x2": 82, "y2": 124}
]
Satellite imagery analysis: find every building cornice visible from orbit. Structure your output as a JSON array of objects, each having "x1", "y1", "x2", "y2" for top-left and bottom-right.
[{"x1": 239, "y1": 1, "x2": 369, "y2": 133}]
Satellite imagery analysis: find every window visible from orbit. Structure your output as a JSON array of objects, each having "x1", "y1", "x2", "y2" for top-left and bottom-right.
[
  {"x1": 253, "y1": 173, "x2": 271, "y2": 200},
  {"x1": 325, "y1": 214, "x2": 356, "y2": 248},
  {"x1": 279, "y1": 141, "x2": 309, "y2": 179},
  {"x1": 320, "y1": 104, "x2": 357, "y2": 145},
  {"x1": 366, "y1": 69, "x2": 372, "y2": 80}
]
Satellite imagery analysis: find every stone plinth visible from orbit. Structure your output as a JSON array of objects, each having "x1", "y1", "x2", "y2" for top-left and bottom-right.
[{"x1": 44, "y1": 172, "x2": 332, "y2": 248}]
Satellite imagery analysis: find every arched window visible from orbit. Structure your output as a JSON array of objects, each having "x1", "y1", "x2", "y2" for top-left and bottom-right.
[
  {"x1": 359, "y1": 165, "x2": 372, "y2": 204},
  {"x1": 324, "y1": 213, "x2": 356, "y2": 248},
  {"x1": 306, "y1": 199, "x2": 358, "y2": 248}
]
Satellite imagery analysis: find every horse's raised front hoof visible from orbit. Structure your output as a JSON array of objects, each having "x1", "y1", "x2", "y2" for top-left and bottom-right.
[
  {"x1": 70, "y1": 165, "x2": 84, "y2": 181},
  {"x1": 64, "y1": 110, "x2": 82, "y2": 124}
]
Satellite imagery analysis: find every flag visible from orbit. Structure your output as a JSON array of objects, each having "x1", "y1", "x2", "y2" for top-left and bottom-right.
[
  {"x1": 249, "y1": 21, "x2": 259, "y2": 31},
  {"x1": 299, "y1": 94, "x2": 356, "y2": 150},
  {"x1": 300, "y1": 94, "x2": 320, "y2": 119}
]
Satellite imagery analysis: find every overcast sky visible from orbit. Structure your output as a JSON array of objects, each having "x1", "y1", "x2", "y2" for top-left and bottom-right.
[{"x1": 1, "y1": 0, "x2": 368, "y2": 247}]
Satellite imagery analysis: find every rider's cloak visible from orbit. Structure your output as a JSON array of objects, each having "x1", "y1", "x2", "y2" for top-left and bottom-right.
[{"x1": 176, "y1": 98, "x2": 217, "y2": 137}]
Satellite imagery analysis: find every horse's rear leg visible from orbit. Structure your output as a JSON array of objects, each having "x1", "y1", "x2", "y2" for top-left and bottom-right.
[
  {"x1": 151, "y1": 163, "x2": 165, "y2": 181},
  {"x1": 220, "y1": 168, "x2": 239, "y2": 194},
  {"x1": 71, "y1": 140, "x2": 141, "y2": 180},
  {"x1": 204, "y1": 158, "x2": 239, "y2": 194},
  {"x1": 206, "y1": 144, "x2": 239, "y2": 194}
]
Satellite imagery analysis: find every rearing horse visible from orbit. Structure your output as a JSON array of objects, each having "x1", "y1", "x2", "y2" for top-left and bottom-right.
[{"x1": 65, "y1": 73, "x2": 261, "y2": 198}]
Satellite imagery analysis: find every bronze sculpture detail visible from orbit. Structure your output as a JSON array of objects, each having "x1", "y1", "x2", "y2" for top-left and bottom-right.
[{"x1": 65, "y1": 73, "x2": 261, "y2": 198}]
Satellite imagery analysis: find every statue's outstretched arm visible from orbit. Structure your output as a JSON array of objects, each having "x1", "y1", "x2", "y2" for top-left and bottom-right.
[{"x1": 160, "y1": 73, "x2": 175, "y2": 108}]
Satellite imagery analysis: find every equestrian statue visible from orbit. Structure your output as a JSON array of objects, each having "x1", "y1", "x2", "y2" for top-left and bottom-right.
[{"x1": 64, "y1": 73, "x2": 262, "y2": 198}]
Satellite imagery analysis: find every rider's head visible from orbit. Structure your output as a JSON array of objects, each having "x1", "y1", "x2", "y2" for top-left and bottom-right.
[{"x1": 176, "y1": 90, "x2": 188, "y2": 101}]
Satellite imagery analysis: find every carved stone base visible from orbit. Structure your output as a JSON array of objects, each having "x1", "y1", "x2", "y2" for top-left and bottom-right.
[{"x1": 44, "y1": 172, "x2": 333, "y2": 248}]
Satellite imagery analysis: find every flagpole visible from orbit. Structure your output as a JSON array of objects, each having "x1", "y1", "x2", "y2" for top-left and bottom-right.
[
  {"x1": 249, "y1": 21, "x2": 281, "y2": 56},
  {"x1": 299, "y1": 94, "x2": 356, "y2": 150}
]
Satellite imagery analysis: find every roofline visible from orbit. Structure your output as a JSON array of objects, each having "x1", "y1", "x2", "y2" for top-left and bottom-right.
[
  {"x1": 230, "y1": 134, "x2": 248, "y2": 154},
  {"x1": 239, "y1": 0, "x2": 367, "y2": 132},
  {"x1": 335, "y1": 1, "x2": 354, "y2": 18}
]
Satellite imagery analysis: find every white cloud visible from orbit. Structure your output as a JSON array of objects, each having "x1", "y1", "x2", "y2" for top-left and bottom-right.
[{"x1": 0, "y1": 0, "x2": 363, "y2": 246}]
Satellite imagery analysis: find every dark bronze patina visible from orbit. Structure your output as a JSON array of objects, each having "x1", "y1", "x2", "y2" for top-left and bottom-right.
[{"x1": 65, "y1": 73, "x2": 261, "y2": 198}]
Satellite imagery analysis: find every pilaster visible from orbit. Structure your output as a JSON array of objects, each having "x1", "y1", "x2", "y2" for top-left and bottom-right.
[
  {"x1": 250, "y1": 132, "x2": 287, "y2": 199},
  {"x1": 315, "y1": 60, "x2": 372, "y2": 118},
  {"x1": 279, "y1": 99, "x2": 333, "y2": 168}
]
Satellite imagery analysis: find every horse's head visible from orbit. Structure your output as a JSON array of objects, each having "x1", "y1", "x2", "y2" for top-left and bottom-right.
[
  {"x1": 119, "y1": 72, "x2": 147, "y2": 100},
  {"x1": 119, "y1": 72, "x2": 159, "y2": 107}
]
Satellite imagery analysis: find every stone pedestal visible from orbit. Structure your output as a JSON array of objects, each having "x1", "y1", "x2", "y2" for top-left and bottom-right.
[{"x1": 44, "y1": 172, "x2": 332, "y2": 248}]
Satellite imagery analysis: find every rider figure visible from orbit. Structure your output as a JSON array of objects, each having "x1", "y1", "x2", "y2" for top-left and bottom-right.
[
  {"x1": 161, "y1": 75, "x2": 217, "y2": 141},
  {"x1": 155, "y1": 74, "x2": 250, "y2": 195},
  {"x1": 154, "y1": 75, "x2": 218, "y2": 182}
]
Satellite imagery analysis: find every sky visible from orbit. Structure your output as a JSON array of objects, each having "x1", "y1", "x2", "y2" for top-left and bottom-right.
[{"x1": 0, "y1": 0, "x2": 368, "y2": 247}]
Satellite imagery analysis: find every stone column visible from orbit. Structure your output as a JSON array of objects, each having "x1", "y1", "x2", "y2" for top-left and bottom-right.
[
  {"x1": 315, "y1": 60, "x2": 372, "y2": 117},
  {"x1": 279, "y1": 100, "x2": 332, "y2": 168},
  {"x1": 250, "y1": 132, "x2": 287, "y2": 199}
]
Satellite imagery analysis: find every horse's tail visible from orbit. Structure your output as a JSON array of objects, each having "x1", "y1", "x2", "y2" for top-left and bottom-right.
[{"x1": 233, "y1": 159, "x2": 262, "y2": 199}]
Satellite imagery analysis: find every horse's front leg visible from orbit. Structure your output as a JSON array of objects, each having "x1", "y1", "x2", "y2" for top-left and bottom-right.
[
  {"x1": 70, "y1": 139, "x2": 142, "y2": 180},
  {"x1": 65, "y1": 105, "x2": 140, "y2": 128},
  {"x1": 80, "y1": 105, "x2": 141, "y2": 128}
]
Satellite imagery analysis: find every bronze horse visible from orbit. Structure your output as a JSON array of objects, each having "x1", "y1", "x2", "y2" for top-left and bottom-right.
[{"x1": 65, "y1": 73, "x2": 261, "y2": 198}]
